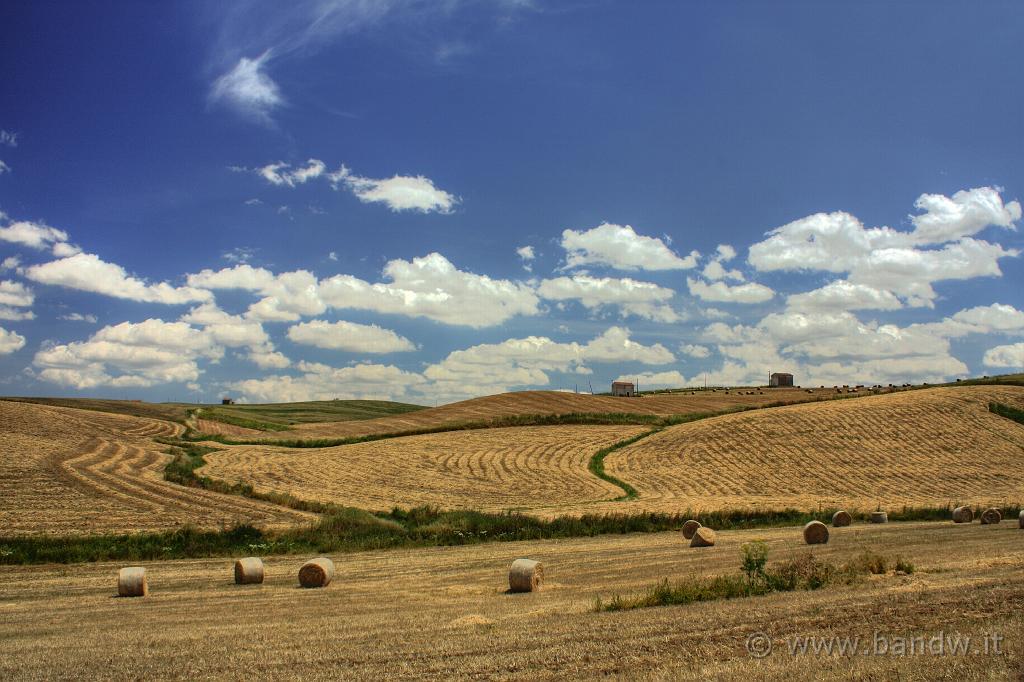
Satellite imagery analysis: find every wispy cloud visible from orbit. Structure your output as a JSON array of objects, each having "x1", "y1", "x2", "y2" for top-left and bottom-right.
[
  {"x1": 248, "y1": 158, "x2": 459, "y2": 214},
  {"x1": 204, "y1": 1, "x2": 536, "y2": 124},
  {"x1": 0, "y1": 130, "x2": 17, "y2": 148},
  {"x1": 208, "y1": 51, "x2": 283, "y2": 125},
  {"x1": 222, "y1": 247, "x2": 257, "y2": 264}
]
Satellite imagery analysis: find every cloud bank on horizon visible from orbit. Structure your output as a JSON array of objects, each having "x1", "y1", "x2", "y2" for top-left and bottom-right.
[
  {"x1": 1, "y1": 2, "x2": 1022, "y2": 404},
  {"x1": 2, "y1": 184, "x2": 1021, "y2": 403}
]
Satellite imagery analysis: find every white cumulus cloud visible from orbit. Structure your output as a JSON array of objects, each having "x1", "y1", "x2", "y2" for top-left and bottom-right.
[
  {"x1": 423, "y1": 326, "x2": 674, "y2": 400},
  {"x1": 230, "y1": 361, "x2": 426, "y2": 403},
  {"x1": 0, "y1": 326, "x2": 25, "y2": 354},
  {"x1": 33, "y1": 319, "x2": 222, "y2": 389},
  {"x1": 26, "y1": 253, "x2": 213, "y2": 305},
  {"x1": 680, "y1": 343, "x2": 711, "y2": 359},
  {"x1": 687, "y1": 277, "x2": 774, "y2": 304},
  {"x1": 749, "y1": 187, "x2": 1020, "y2": 308},
  {"x1": 538, "y1": 274, "x2": 679, "y2": 322},
  {"x1": 319, "y1": 253, "x2": 538, "y2": 327},
  {"x1": 786, "y1": 281, "x2": 903, "y2": 312},
  {"x1": 561, "y1": 223, "x2": 698, "y2": 271},
  {"x1": 983, "y1": 342, "x2": 1024, "y2": 368},
  {"x1": 0, "y1": 220, "x2": 71, "y2": 251},
  {"x1": 287, "y1": 319, "x2": 416, "y2": 353}
]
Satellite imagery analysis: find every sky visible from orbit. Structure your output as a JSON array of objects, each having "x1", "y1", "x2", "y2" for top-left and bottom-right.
[{"x1": 0, "y1": 0, "x2": 1022, "y2": 405}]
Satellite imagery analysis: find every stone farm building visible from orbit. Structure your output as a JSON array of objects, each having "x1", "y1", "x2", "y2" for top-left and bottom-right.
[
  {"x1": 769, "y1": 372, "x2": 794, "y2": 387},
  {"x1": 611, "y1": 381, "x2": 636, "y2": 397}
]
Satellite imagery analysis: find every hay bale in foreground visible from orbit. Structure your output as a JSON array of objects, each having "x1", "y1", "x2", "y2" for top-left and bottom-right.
[
  {"x1": 117, "y1": 567, "x2": 148, "y2": 597},
  {"x1": 803, "y1": 520, "x2": 829, "y2": 545},
  {"x1": 690, "y1": 527, "x2": 716, "y2": 547},
  {"x1": 832, "y1": 510, "x2": 852, "y2": 527},
  {"x1": 508, "y1": 558, "x2": 543, "y2": 593},
  {"x1": 952, "y1": 506, "x2": 973, "y2": 524},
  {"x1": 298, "y1": 557, "x2": 335, "y2": 588},
  {"x1": 980, "y1": 508, "x2": 1002, "y2": 525},
  {"x1": 870, "y1": 511, "x2": 888, "y2": 524},
  {"x1": 1019, "y1": 510, "x2": 1023, "y2": 529},
  {"x1": 681, "y1": 519, "x2": 702, "y2": 540},
  {"x1": 234, "y1": 557, "x2": 264, "y2": 585}
]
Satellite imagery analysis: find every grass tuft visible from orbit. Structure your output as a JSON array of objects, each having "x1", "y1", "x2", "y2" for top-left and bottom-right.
[{"x1": 594, "y1": 545, "x2": 911, "y2": 612}]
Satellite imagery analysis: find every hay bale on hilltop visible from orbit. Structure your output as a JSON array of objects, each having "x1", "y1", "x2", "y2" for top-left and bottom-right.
[
  {"x1": 298, "y1": 557, "x2": 335, "y2": 588},
  {"x1": 803, "y1": 521, "x2": 829, "y2": 544},
  {"x1": 831, "y1": 510, "x2": 852, "y2": 527},
  {"x1": 690, "y1": 527, "x2": 716, "y2": 547},
  {"x1": 234, "y1": 557, "x2": 264, "y2": 585},
  {"x1": 681, "y1": 519, "x2": 702, "y2": 540},
  {"x1": 508, "y1": 559, "x2": 543, "y2": 592},
  {"x1": 952, "y1": 506, "x2": 973, "y2": 524},
  {"x1": 117, "y1": 567, "x2": 148, "y2": 597},
  {"x1": 870, "y1": 511, "x2": 888, "y2": 524},
  {"x1": 980, "y1": 508, "x2": 1002, "y2": 525}
]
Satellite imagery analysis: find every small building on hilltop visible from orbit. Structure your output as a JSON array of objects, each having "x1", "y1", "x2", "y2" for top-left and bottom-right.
[
  {"x1": 769, "y1": 372, "x2": 794, "y2": 388},
  {"x1": 221, "y1": 397, "x2": 235, "y2": 405},
  {"x1": 611, "y1": 381, "x2": 636, "y2": 397}
]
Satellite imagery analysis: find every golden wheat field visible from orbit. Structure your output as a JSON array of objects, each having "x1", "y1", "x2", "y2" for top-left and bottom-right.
[
  {"x1": 605, "y1": 385, "x2": 1024, "y2": 514},
  {"x1": 195, "y1": 386, "x2": 1024, "y2": 518},
  {"x1": 0, "y1": 522, "x2": 1020, "y2": 681},
  {"x1": 0, "y1": 400, "x2": 315, "y2": 535},
  {"x1": 198, "y1": 387, "x2": 842, "y2": 440},
  {"x1": 199, "y1": 425, "x2": 647, "y2": 514}
]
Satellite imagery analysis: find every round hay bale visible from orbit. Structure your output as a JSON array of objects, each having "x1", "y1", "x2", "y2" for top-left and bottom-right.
[
  {"x1": 870, "y1": 511, "x2": 888, "y2": 524},
  {"x1": 803, "y1": 521, "x2": 829, "y2": 544},
  {"x1": 952, "y1": 506, "x2": 973, "y2": 524},
  {"x1": 690, "y1": 527, "x2": 716, "y2": 547},
  {"x1": 234, "y1": 557, "x2": 264, "y2": 585},
  {"x1": 117, "y1": 567, "x2": 148, "y2": 598},
  {"x1": 681, "y1": 519, "x2": 702, "y2": 540},
  {"x1": 831, "y1": 510, "x2": 852, "y2": 527},
  {"x1": 980, "y1": 508, "x2": 1002, "y2": 525},
  {"x1": 508, "y1": 558, "x2": 543, "y2": 593},
  {"x1": 298, "y1": 557, "x2": 335, "y2": 588},
  {"x1": 1019, "y1": 510, "x2": 1023, "y2": 529}
]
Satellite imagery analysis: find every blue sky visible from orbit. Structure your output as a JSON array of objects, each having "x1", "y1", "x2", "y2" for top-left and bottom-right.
[{"x1": 1, "y1": 0, "x2": 1022, "y2": 404}]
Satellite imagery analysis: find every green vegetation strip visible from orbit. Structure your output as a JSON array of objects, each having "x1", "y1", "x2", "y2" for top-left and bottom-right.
[
  {"x1": 595, "y1": 542, "x2": 914, "y2": 611},
  {"x1": 3, "y1": 485, "x2": 1015, "y2": 565},
  {"x1": 989, "y1": 401, "x2": 1024, "y2": 425}
]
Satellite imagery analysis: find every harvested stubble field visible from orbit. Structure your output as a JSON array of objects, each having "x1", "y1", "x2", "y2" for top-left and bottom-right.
[
  {"x1": 605, "y1": 385, "x2": 1024, "y2": 514},
  {"x1": 199, "y1": 425, "x2": 647, "y2": 514},
  {"x1": 198, "y1": 387, "x2": 841, "y2": 440},
  {"x1": 0, "y1": 522, "x2": 1020, "y2": 680},
  {"x1": 0, "y1": 400, "x2": 314, "y2": 535}
]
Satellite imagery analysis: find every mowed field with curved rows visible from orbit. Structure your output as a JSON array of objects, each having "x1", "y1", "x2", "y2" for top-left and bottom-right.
[
  {"x1": 605, "y1": 385, "x2": 1024, "y2": 514},
  {"x1": 198, "y1": 387, "x2": 842, "y2": 440},
  {"x1": 0, "y1": 400, "x2": 315, "y2": 536},
  {"x1": 199, "y1": 425, "x2": 647, "y2": 514}
]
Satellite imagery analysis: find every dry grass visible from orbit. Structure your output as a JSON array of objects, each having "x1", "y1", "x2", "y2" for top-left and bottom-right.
[
  {"x1": 0, "y1": 521, "x2": 1019, "y2": 680},
  {"x1": 199, "y1": 425, "x2": 647, "y2": 514},
  {"x1": 0, "y1": 400, "x2": 314, "y2": 535},
  {"x1": 604, "y1": 386, "x2": 1024, "y2": 514},
  {"x1": 208, "y1": 388, "x2": 844, "y2": 440}
]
